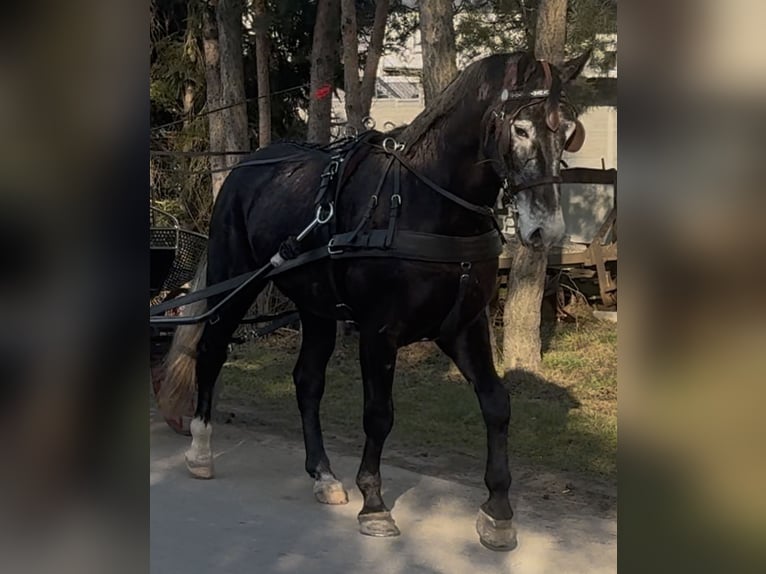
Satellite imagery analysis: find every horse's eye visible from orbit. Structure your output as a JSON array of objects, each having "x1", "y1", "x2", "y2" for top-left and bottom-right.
[{"x1": 513, "y1": 126, "x2": 529, "y2": 138}]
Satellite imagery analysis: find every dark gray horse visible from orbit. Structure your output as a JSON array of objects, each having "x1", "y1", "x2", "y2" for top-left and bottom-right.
[{"x1": 159, "y1": 51, "x2": 588, "y2": 551}]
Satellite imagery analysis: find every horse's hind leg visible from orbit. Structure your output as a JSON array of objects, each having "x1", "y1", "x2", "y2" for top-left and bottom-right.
[
  {"x1": 355, "y1": 329, "x2": 400, "y2": 537},
  {"x1": 437, "y1": 312, "x2": 517, "y2": 551},
  {"x1": 184, "y1": 286, "x2": 263, "y2": 479},
  {"x1": 293, "y1": 312, "x2": 348, "y2": 504}
]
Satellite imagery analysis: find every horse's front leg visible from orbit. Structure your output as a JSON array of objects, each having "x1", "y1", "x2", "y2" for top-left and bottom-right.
[
  {"x1": 355, "y1": 328, "x2": 400, "y2": 537},
  {"x1": 438, "y1": 312, "x2": 517, "y2": 551},
  {"x1": 293, "y1": 311, "x2": 348, "y2": 504}
]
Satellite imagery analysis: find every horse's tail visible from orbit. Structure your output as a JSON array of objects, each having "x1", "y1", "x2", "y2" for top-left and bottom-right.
[{"x1": 158, "y1": 258, "x2": 208, "y2": 416}]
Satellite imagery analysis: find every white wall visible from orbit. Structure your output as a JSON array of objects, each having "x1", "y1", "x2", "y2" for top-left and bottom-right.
[{"x1": 563, "y1": 106, "x2": 617, "y2": 170}]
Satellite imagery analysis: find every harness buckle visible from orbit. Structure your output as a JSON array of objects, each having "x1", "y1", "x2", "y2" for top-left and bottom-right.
[
  {"x1": 324, "y1": 160, "x2": 340, "y2": 177},
  {"x1": 382, "y1": 137, "x2": 405, "y2": 153},
  {"x1": 327, "y1": 238, "x2": 343, "y2": 255},
  {"x1": 390, "y1": 194, "x2": 402, "y2": 208}
]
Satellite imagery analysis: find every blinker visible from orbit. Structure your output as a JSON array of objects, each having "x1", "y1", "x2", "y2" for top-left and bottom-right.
[{"x1": 565, "y1": 119, "x2": 586, "y2": 152}]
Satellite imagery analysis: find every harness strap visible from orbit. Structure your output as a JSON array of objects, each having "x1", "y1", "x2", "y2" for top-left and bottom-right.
[
  {"x1": 313, "y1": 160, "x2": 337, "y2": 206},
  {"x1": 345, "y1": 155, "x2": 395, "y2": 245},
  {"x1": 385, "y1": 163, "x2": 401, "y2": 248},
  {"x1": 329, "y1": 229, "x2": 503, "y2": 263},
  {"x1": 232, "y1": 154, "x2": 307, "y2": 170},
  {"x1": 510, "y1": 175, "x2": 562, "y2": 193},
  {"x1": 150, "y1": 267, "x2": 260, "y2": 316},
  {"x1": 438, "y1": 262, "x2": 472, "y2": 341},
  {"x1": 388, "y1": 150, "x2": 495, "y2": 218}
]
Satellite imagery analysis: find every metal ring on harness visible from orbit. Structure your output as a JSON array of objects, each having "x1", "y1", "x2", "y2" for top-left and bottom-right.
[
  {"x1": 382, "y1": 137, "x2": 405, "y2": 153},
  {"x1": 363, "y1": 116, "x2": 376, "y2": 130},
  {"x1": 316, "y1": 202, "x2": 334, "y2": 224},
  {"x1": 390, "y1": 194, "x2": 402, "y2": 207}
]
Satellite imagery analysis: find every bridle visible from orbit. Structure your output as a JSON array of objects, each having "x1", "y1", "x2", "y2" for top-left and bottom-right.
[{"x1": 484, "y1": 60, "x2": 586, "y2": 212}]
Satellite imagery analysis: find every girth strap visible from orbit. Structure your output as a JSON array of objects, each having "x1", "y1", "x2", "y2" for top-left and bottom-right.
[{"x1": 438, "y1": 262, "x2": 472, "y2": 341}]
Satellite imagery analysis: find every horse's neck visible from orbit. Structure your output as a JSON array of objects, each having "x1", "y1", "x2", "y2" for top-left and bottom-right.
[{"x1": 410, "y1": 110, "x2": 499, "y2": 207}]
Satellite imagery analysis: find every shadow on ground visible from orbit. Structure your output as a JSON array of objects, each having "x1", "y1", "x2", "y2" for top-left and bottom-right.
[
  {"x1": 150, "y1": 417, "x2": 617, "y2": 574},
  {"x1": 218, "y1": 329, "x2": 616, "y2": 517}
]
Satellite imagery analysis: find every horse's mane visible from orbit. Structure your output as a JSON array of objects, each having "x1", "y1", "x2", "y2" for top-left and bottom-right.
[
  {"x1": 400, "y1": 52, "x2": 550, "y2": 157},
  {"x1": 400, "y1": 53, "x2": 516, "y2": 150}
]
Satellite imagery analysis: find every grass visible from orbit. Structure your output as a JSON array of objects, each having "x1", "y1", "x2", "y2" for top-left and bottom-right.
[{"x1": 220, "y1": 314, "x2": 617, "y2": 482}]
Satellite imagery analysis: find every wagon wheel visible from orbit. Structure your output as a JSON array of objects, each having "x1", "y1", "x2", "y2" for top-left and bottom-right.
[{"x1": 150, "y1": 292, "x2": 195, "y2": 436}]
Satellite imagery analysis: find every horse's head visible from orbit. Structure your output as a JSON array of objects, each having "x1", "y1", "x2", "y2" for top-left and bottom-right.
[{"x1": 482, "y1": 52, "x2": 590, "y2": 250}]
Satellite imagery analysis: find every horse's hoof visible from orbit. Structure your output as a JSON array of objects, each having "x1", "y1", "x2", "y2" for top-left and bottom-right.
[
  {"x1": 185, "y1": 453, "x2": 214, "y2": 479},
  {"x1": 358, "y1": 511, "x2": 401, "y2": 537},
  {"x1": 476, "y1": 508, "x2": 518, "y2": 551},
  {"x1": 313, "y1": 476, "x2": 348, "y2": 505}
]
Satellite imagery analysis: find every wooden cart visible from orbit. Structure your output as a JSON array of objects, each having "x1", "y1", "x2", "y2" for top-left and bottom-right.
[{"x1": 498, "y1": 167, "x2": 617, "y2": 308}]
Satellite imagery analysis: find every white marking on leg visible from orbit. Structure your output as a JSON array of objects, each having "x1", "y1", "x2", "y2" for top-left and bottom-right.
[
  {"x1": 313, "y1": 472, "x2": 348, "y2": 504},
  {"x1": 186, "y1": 417, "x2": 212, "y2": 466}
]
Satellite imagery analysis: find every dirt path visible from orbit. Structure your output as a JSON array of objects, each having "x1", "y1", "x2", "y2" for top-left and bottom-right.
[
  {"x1": 217, "y1": 402, "x2": 617, "y2": 520},
  {"x1": 151, "y1": 413, "x2": 616, "y2": 573}
]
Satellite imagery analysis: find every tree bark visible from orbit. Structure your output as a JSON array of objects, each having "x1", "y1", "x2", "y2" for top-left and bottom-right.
[
  {"x1": 502, "y1": 0, "x2": 568, "y2": 373},
  {"x1": 503, "y1": 242, "x2": 548, "y2": 371},
  {"x1": 340, "y1": 0, "x2": 363, "y2": 131},
  {"x1": 202, "y1": 1, "x2": 227, "y2": 200},
  {"x1": 217, "y1": 0, "x2": 250, "y2": 161},
  {"x1": 253, "y1": 0, "x2": 271, "y2": 147},
  {"x1": 534, "y1": 0, "x2": 568, "y2": 66},
  {"x1": 360, "y1": 0, "x2": 389, "y2": 117},
  {"x1": 307, "y1": 0, "x2": 340, "y2": 144},
  {"x1": 419, "y1": 0, "x2": 457, "y2": 108},
  {"x1": 339, "y1": 0, "x2": 363, "y2": 131}
]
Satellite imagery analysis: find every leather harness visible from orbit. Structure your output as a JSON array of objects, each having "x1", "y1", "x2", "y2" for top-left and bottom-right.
[
  {"x1": 266, "y1": 131, "x2": 506, "y2": 337},
  {"x1": 151, "y1": 59, "x2": 584, "y2": 340}
]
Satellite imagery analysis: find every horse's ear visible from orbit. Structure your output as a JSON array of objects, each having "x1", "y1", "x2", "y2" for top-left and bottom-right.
[{"x1": 559, "y1": 51, "x2": 591, "y2": 84}]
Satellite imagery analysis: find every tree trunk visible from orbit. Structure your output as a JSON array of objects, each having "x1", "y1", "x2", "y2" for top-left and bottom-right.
[
  {"x1": 307, "y1": 0, "x2": 340, "y2": 144},
  {"x1": 503, "y1": 242, "x2": 547, "y2": 371},
  {"x1": 501, "y1": 0, "x2": 568, "y2": 373},
  {"x1": 534, "y1": 0, "x2": 568, "y2": 66},
  {"x1": 419, "y1": 0, "x2": 457, "y2": 108},
  {"x1": 360, "y1": 0, "x2": 389, "y2": 117},
  {"x1": 202, "y1": 1, "x2": 227, "y2": 200},
  {"x1": 253, "y1": 0, "x2": 271, "y2": 147},
  {"x1": 217, "y1": 0, "x2": 249, "y2": 161},
  {"x1": 181, "y1": 80, "x2": 197, "y2": 210},
  {"x1": 340, "y1": 0, "x2": 363, "y2": 131}
]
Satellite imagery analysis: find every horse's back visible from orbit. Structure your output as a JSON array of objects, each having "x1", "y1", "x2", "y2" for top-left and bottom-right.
[{"x1": 208, "y1": 142, "x2": 332, "y2": 273}]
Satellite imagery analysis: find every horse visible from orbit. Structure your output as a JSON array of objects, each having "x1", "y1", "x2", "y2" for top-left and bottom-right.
[{"x1": 158, "y1": 50, "x2": 589, "y2": 551}]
